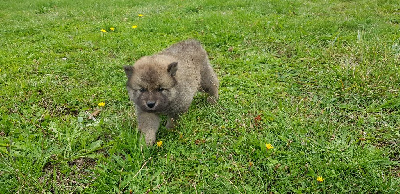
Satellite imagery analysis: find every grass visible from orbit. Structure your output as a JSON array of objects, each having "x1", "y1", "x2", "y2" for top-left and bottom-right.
[{"x1": 0, "y1": 0, "x2": 399, "y2": 193}]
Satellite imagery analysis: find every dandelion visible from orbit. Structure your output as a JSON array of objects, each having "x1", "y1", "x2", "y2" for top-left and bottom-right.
[
  {"x1": 132, "y1": 25, "x2": 138, "y2": 29},
  {"x1": 138, "y1": 14, "x2": 144, "y2": 17},
  {"x1": 0, "y1": 69, "x2": 1, "y2": 72},
  {"x1": 317, "y1": 176, "x2": 324, "y2": 182},
  {"x1": 100, "y1": 29, "x2": 107, "y2": 32},
  {"x1": 98, "y1": 102, "x2": 105, "y2": 107},
  {"x1": 110, "y1": 27, "x2": 115, "y2": 31},
  {"x1": 266, "y1": 143, "x2": 274, "y2": 150},
  {"x1": 157, "y1": 140, "x2": 162, "y2": 147}
]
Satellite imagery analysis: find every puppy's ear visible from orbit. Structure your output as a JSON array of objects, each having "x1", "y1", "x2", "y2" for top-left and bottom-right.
[
  {"x1": 124, "y1": 65, "x2": 134, "y2": 78},
  {"x1": 167, "y1": 62, "x2": 178, "y2": 77}
]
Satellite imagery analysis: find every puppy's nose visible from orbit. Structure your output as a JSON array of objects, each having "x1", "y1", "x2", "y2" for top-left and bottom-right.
[{"x1": 146, "y1": 101, "x2": 156, "y2": 108}]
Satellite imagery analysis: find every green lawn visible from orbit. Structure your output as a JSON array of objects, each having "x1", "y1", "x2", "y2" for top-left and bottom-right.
[{"x1": 1, "y1": 0, "x2": 399, "y2": 193}]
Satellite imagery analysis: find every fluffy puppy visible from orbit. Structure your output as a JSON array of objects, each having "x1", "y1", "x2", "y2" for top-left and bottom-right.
[{"x1": 124, "y1": 39, "x2": 219, "y2": 145}]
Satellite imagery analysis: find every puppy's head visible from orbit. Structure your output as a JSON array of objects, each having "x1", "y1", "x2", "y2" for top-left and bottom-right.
[{"x1": 124, "y1": 56, "x2": 178, "y2": 113}]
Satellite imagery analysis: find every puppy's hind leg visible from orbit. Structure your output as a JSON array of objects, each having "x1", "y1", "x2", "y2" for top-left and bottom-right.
[{"x1": 200, "y1": 64, "x2": 219, "y2": 104}]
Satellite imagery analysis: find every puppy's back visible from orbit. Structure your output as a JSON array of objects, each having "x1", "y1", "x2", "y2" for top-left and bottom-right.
[{"x1": 160, "y1": 39, "x2": 208, "y2": 65}]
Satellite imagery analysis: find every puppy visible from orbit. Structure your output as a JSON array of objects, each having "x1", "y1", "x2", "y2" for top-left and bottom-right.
[{"x1": 124, "y1": 39, "x2": 219, "y2": 145}]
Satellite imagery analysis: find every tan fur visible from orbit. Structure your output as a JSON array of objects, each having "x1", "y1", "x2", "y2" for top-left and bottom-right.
[{"x1": 124, "y1": 39, "x2": 219, "y2": 145}]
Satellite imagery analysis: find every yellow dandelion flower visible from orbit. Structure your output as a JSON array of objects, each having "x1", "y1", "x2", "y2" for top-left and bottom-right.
[
  {"x1": 132, "y1": 25, "x2": 138, "y2": 29},
  {"x1": 98, "y1": 102, "x2": 105, "y2": 107},
  {"x1": 0, "y1": 69, "x2": 1, "y2": 72},
  {"x1": 138, "y1": 14, "x2": 144, "y2": 17},
  {"x1": 317, "y1": 176, "x2": 324, "y2": 182},
  {"x1": 266, "y1": 143, "x2": 274, "y2": 150},
  {"x1": 101, "y1": 29, "x2": 107, "y2": 32},
  {"x1": 157, "y1": 140, "x2": 162, "y2": 147},
  {"x1": 110, "y1": 27, "x2": 115, "y2": 31}
]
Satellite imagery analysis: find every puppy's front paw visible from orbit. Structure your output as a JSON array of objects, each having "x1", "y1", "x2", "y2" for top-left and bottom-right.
[
  {"x1": 143, "y1": 132, "x2": 157, "y2": 146},
  {"x1": 166, "y1": 117, "x2": 176, "y2": 129}
]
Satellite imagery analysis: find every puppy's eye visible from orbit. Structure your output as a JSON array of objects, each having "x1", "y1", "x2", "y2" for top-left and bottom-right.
[
  {"x1": 157, "y1": 87, "x2": 165, "y2": 92},
  {"x1": 139, "y1": 88, "x2": 147, "y2": 92}
]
